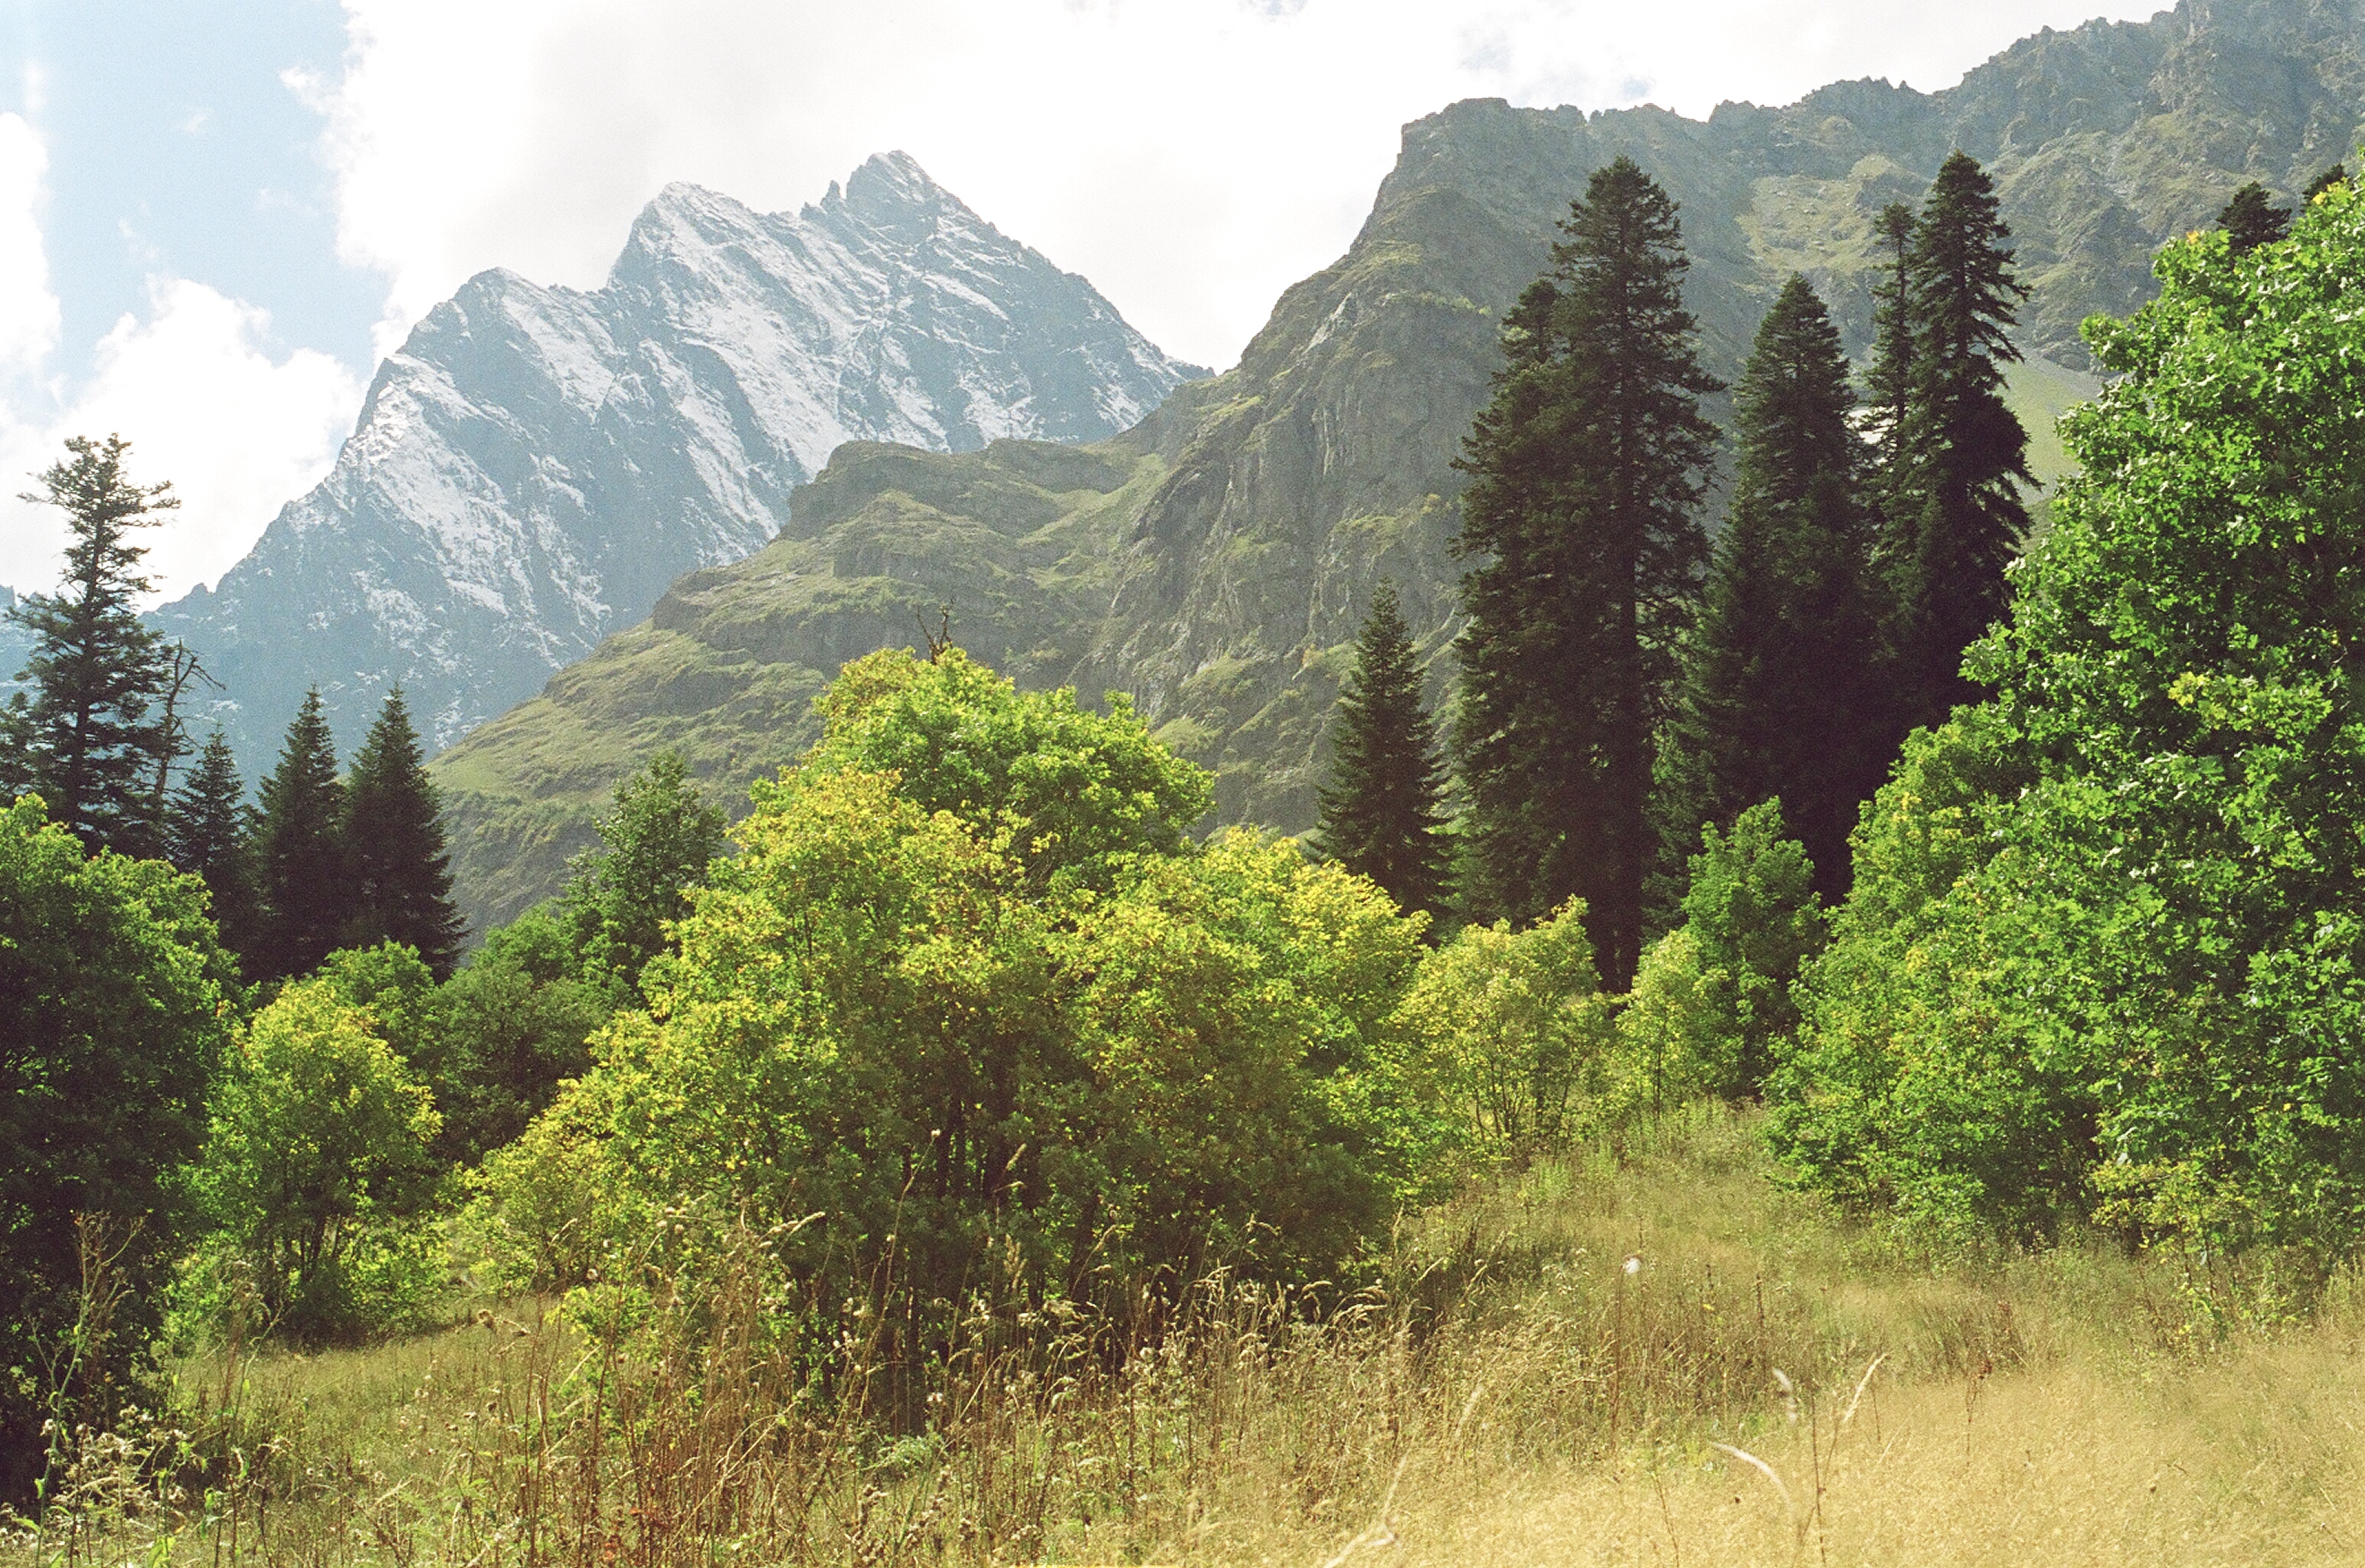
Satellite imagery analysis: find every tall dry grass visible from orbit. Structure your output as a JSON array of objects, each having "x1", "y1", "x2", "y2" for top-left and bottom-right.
[{"x1": 10, "y1": 1102, "x2": 2364, "y2": 1567}]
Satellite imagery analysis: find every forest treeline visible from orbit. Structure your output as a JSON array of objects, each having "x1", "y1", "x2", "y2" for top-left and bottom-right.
[{"x1": 3, "y1": 149, "x2": 2360, "y2": 1509}]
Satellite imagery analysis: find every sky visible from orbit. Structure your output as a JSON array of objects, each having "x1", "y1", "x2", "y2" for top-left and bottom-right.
[{"x1": 0, "y1": 0, "x2": 2166, "y2": 603}]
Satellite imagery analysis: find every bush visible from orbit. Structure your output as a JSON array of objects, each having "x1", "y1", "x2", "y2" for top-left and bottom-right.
[
  {"x1": 1616, "y1": 800, "x2": 1824, "y2": 1112},
  {"x1": 474, "y1": 651, "x2": 1447, "y2": 1358},
  {"x1": 1775, "y1": 178, "x2": 2365, "y2": 1253},
  {"x1": 1389, "y1": 899, "x2": 1612, "y2": 1154},
  {"x1": 0, "y1": 795, "x2": 238, "y2": 1499},
  {"x1": 196, "y1": 978, "x2": 446, "y2": 1343},
  {"x1": 428, "y1": 906, "x2": 613, "y2": 1166}
]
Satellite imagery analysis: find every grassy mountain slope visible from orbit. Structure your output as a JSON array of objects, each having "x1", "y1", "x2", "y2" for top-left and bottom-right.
[{"x1": 434, "y1": 0, "x2": 2363, "y2": 933}]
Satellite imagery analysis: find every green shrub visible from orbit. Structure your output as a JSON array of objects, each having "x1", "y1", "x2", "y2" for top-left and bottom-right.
[
  {"x1": 1617, "y1": 799, "x2": 1825, "y2": 1113},
  {"x1": 196, "y1": 978, "x2": 446, "y2": 1343},
  {"x1": 0, "y1": 795, "x2": 238, "y2": 1498},
  {"x1": 477, "y1": 650, "x2": 1428, "y2": 1349},
  {"x1": 1389, "y1": 899, "x2": 1611, "y2": 1154},
  {"x1": 1775, "y1": 178, "x2": 2365, "y2": 1253}
]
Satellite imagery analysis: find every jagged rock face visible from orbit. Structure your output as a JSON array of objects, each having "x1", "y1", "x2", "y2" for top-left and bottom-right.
[
  {"x1": 433, "y1": 0, "x2": 2365, "y2": 933},
  {"x1": 1075, "y1": 0, "x2": 2365, "y2": 826},
  {"x1": 151, "y1": 152, "x2": 1205, "y2": 771}
]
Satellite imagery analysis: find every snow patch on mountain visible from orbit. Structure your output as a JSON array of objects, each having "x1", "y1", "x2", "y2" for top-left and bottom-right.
[{"x1": 153, "y1": 152, "x2": 1205, "y2": 769}]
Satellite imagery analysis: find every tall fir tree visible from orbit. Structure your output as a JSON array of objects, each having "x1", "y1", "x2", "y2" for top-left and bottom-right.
[
  {"x1": 254, "y1": 688, "x2": 351, "y2": 979},
  {"x1": 1454, "y1": 155, "x2": 1722, "y2": 988},
  {"x1": 1316, "y1": 580, "x2": 1452, "y2": 919},
  {"x1": 1657, "y1": 276, "x2": 1889, "y2": 904},
  {"x1": 342, "y1": 687, "x2": 465, "y2": 976},
  {"x1": 1863, "y1": 201, "x2": 1918, "y2": 520},
  {"x1": 167, "y1": 729, "x2": 262, "y2": 969},
  {"x1": 1889, "y1": 151, "x2": 2033, "y2": 729},
  {"x1": 8, "y1": 436, "x2": 177, "y2": 854},
  {"x1": 0, "y1": 693, "x2": 31, "y2": 800},
  {"x1": 2216, "y1": 181, "x2": 2291, "y2": 253}
]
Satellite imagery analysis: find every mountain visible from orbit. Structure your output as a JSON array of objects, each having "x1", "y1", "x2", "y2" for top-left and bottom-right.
[
  {"x1": 0, "y1": 586, "x2": 28, "y2": 699},
  {"x1": 150, "y1": 152, "x2": 1205, "y2": 774},
  {"x1": 434, "y1": 0, "x2": 2365, "y2": 934}
]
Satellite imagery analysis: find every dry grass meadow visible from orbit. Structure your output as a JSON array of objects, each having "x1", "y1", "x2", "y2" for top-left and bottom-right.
[{"x1": 12, "y1": 1104, "x2": 2365, "y2": 1568}]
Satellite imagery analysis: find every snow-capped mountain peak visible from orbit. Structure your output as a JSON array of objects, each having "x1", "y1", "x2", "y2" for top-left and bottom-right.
[{"x1": 153, "y1": 155, "x2": 1205, "y2": 771}]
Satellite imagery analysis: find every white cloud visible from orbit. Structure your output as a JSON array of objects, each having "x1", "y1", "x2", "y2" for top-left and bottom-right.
[
  {"x1": 0, "y1": 110, "x2": 60, "y2": 377},
  {"x1": 0, "y1": 279, "x2": 364, "y2": 600},
  {"x1": 313, "y1": 0, "x2": 2164, "y2": 372}
]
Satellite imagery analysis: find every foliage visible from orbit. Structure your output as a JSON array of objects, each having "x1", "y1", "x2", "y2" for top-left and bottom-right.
[
  {"x1": 2216, "y1": 181, "x2": 2291, "y2": 253},
  {"x1": 1887, "y1": 152, "x2": 2033, "y2": 727},
  {"x1": 313, "y1": 942, "x2": 440, "y2": 1067},
  {"x1": 254, "y1": 690, "x2": 351, "y2": 980},
  {"x1": 1453, "y1": 156, "x2": 1722, "y2": 985},
  {"x1": 1623, "y1": 800, "x2": 1825, "y2": 1112},
  {"x1": 165, "y1": 730, "x2": 261, "y2": 970},
  {"x1": 1863, "y1": 201, "x2": 1918, "y2": 526},
  {"x1": 1657, "y1": 276, "x2": 1889, "y2": 905},
  {"x1": 1389, "y1": 899, "x2": 1611, "y2": 1153},
  {"x1": 478, "y1": 649, "x2": 1435, "y2": 1349},
  {"x1": 804, "y1": 646, "x2": 1211, "y2": 895},
  {"x1": 0, "y1": 794, "x2": 236, "y2": 1498},
  {"x1": 342, "y1": 689, "x2": 465, "y2": 977},
  {"x1": 428, "y1": 906, "x2": 613, "y2": 1168},
  {"x1": 7, "y1": 436, "x2": 178, "y2": 856},
  {"x1": 558, "y1": 750, "x2": 725, "y2": 1003},
  {"x1": 1777, "y1": 176, "x2": 2365, "y2": 1254},
  {"x1": 1316, "y1": 580, "x2": 1452, "y2": 919},
  {"x1": 197, "y1": 976, "x2": 444, "y2": 1344}
]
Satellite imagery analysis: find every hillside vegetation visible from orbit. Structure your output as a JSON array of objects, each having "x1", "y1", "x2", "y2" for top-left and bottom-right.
[
  {"x1": 437, "y1": 0, "x2": 2341, "y2": 931},
  {"x1": 21, "y1": 1109, "x2": 2365, "y2": 1567}
]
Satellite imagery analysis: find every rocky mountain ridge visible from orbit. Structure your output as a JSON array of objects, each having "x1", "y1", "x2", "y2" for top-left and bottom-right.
[
  {"x1": 435, "y1": 0, "x2": 2365, "y2": 932},
  {"x1": 150, "y1": 153, "x2": 1205, "y2": 773}
]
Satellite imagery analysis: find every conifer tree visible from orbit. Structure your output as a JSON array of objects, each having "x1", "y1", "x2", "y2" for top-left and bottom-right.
[
  {"x1": 167, "y1": 729, "x2": 261, "y2": 965},
  {"x1": 342, "y1": 687, "x2": 465, "y2": 976},
  {"x1": 1658, "y1": 276, "x2": 1888, "y2": 903},
  {"x1": 1889, "y1": 151, "x2": 2032, "y2": 729},
  {"x1": 254, "y1": 689, "x2": 351, "y2": 978},
  {"x1": 2216, "y1": 181, "x2": 2291, "y2": 253},
  {"x1": 2305, "y1": 162, "x2": 2348, "y2": 200},
  {"x1": 1454, "y1": 155, "x2": 1722, "y2": 987},
  {"x1": 1863, "y1": 201, "x2": 1918, "y2": 539},
  {"x1": 8, "y1": 436, "x2": 177, "y2": 854},
  {"x1": 1317, "y1": 580, "x2": 1452, "y2": 919},
  {"x1": 0, "y1": 693, "x2": 31, "y2": 800}
]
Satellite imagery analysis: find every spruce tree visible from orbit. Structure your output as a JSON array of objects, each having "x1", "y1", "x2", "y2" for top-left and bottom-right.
[
  {"x1": 1658, "y1": 276, "x2": 1888, "y2": 903},
  {"x1": 1863, "y1": 201, "x2": 1918, "y2": 531},
  {"x1": 8, "y1": 436, "x2": 177, "y2": 854},
  {"x1": 254, "y1": 689, "x2": 351, "y2": 978},
  {"x1": 2216, "y1": 181, "x2": 2291, "y2": 253},
  {"x1": 2305, "y1": 162, "x2": 2348, "y2": 200},
  {"x1": 1890, "y1": 151, "x2": 2033, "y2": 729},
  {"x1": 0, "y1": 693, "x2": 31, "y2": 800},
  {"x1": 1454, "y1": 155, "x2": 1722, "y2": 987},
  {"x1": 1316, "y1": 580, "x2": 1452, "y2": 918},
  {"x1": 342, "y1": 687, "x2": 465, "y2": 976},
  {"x1": 167, "y1": 729, "x2": 262, "y2": 968}
]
